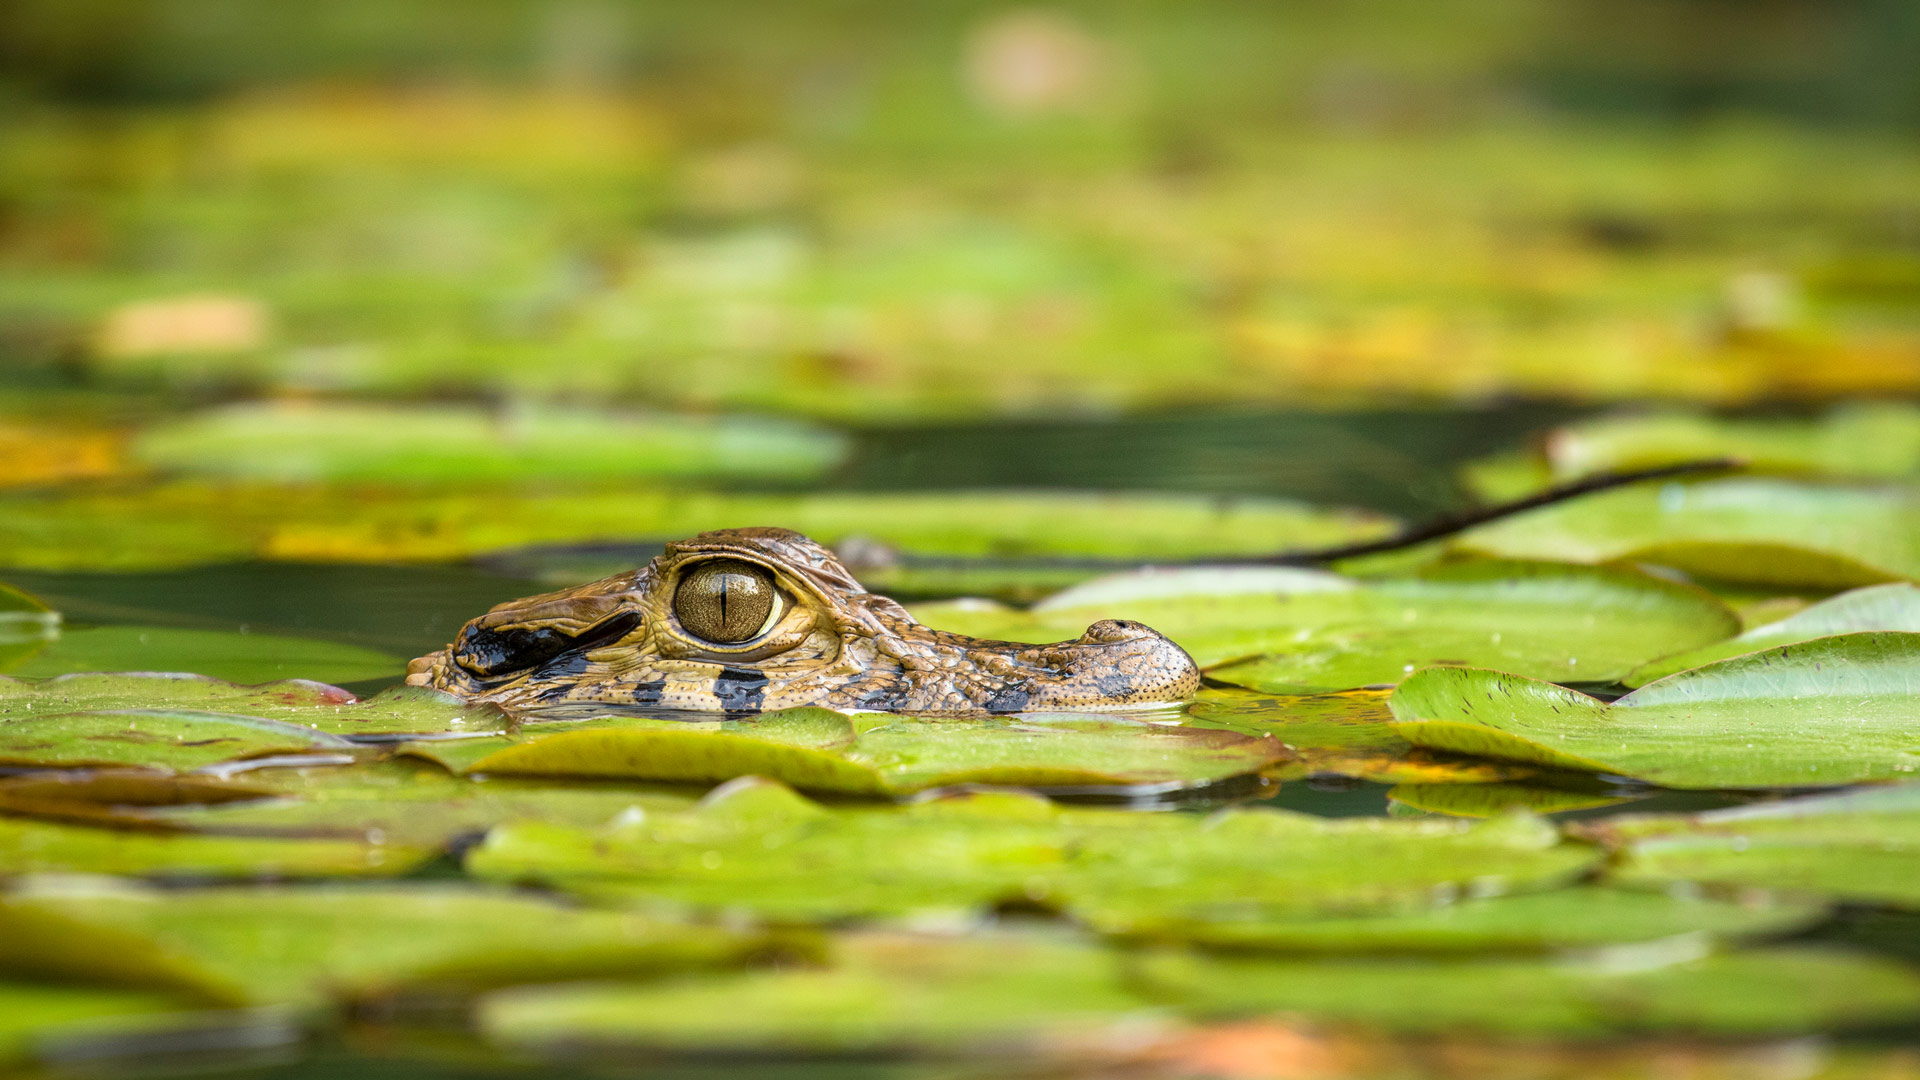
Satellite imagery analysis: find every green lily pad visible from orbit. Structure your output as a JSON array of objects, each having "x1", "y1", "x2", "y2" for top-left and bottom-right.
[
  {"x1": 1456, "y1": 477, "x2": 1920, "y2": 588},
  {"x1": 134, "y1": 402, "x2": 852, "y2": 485},
  {"x1": 1389, "y1": 632, "x2": 1920, "y2": 788},
  {"x1": 469, "y1": 779, "x2": 1597, "y2": 926},
  {"x1": 0, "y1": 770, "x2": 278, "y2": 830},
  {"x1": 3, "y1": 626, "x2": 401, "y2": 686},
  {"x1": 0, "y1": 484, "x2": 1393, "y2": 571},
  {"x1": 147, "y1": 758, "x2": 699, "y2": 848},
  {"x1": 0, "y1": 982, "x2": 213, "y2": 1068},
  {"x1": 1464, "y1": 406, "x2": 1920, "y2": 501},
  {"x1": 0, "y1": 707, "x2": 353, "y2": 772},
  {"x1": 478, "y1": 930, "x2": 1148, "y2": 1058},
  {"x1": 1590, "y1": 785, "x2": 1920, "y2": 908},
  {"x1": 1132, "y1": 946, "x2": 1920, "y2": 1037},
  {"x1": 0, "y1": 815, "x2": 428, "y2": 878},
  {"x1": 0, "y1": 674, "x2": 510, "y2": 740},
  {"x1": 0, "y1": 585, "x2": 58, "y2": 671},
  {"x1": 1089, "y1": 885, "x2": 1824, "y2": 953},
  {"x1": 1626, "y1": 583, "x2": 1920, "y2": 685},
  {"x1": 916, "y1": 560, "x2": 1737, "y2": 692},
  {"x1": 1187, "y1": 689, "x2": 1533, "y2": 785},
  {"x1": 0, "y1": 878, "x2": 783, "y2": 1008},
  {"x1": 404, "y1": 708, "x2": 1287, "y2": 796}
]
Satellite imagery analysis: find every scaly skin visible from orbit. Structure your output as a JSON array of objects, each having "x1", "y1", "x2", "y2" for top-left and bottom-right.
[{"x1": 407, "y1": 527, "x2": 1200, "y2": 714}]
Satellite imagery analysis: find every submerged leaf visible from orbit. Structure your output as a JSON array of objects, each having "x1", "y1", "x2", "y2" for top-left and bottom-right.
[
  {"x1": 405, "y1": 708, "x2": 1286, "y2": 796},
  {"x1": 1457, "y1": 477, "x2": 1920, "y2": 588},
  {"x1": 1591, "y1": 785, "x2": 1920, "y2": 908},
  {"x1": 1134, "y1": 946, "x2": 1920, "y2": 1037},
  {"x1": 0, "y1": 585, "x2": 58, "y2": 672},
  {"x1": 0, "y1": 879, "x2": 781, "y2": 1007},
  {"x1": 1626, "y1": 582, "x2": 1920, "y2": 685},
  {"x1": 1390, "y1": 633, "x2": 1920, "y2": 788},
  {"x1": 468, "y1": 779, "x2": 1596, "y2": 926},
  {"x1": 917, "y1": 560, "x2": 1736, "y2": 692},
  {"x1": 3, "y1": 626, "x2": 400, "y2": 686}
]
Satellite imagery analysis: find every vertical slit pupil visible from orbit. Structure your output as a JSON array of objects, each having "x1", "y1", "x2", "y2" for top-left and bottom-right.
[{"x1": 674, "y1": 559, "x2": 776, "y2": 643}]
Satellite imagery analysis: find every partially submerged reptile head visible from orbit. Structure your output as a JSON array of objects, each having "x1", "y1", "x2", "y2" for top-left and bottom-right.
[{"x1": 407, "y1": 527, "x2": 1199, "y2": 714}]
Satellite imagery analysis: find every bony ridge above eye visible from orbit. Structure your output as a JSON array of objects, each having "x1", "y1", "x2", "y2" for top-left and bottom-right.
[{"x1": 673, "y1": 558, "x2": 783, "y2": 644}]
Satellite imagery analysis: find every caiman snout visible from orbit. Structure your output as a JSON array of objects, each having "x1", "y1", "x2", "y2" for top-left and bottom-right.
[{"x1": 1012, "y1": 618, "x2": 1201, "y2": 710}]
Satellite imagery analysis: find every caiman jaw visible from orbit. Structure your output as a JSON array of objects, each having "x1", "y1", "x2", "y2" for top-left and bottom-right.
[{"x1": 409, "y1": 527, "x2": 1200, "y2": 715}]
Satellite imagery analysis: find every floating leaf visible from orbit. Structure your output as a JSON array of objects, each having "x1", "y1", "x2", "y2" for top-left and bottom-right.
[
  {"x1": 1090, "y1": 886, "x2": 1824, "y2": 953},
  {"x1": 469, "y1": 779, "x2": 1596, "y2": 926},
  {"x1": 0, "y1": 708, "x2": 352, "y2": 772},
  {"x1": 1456, "y1": 478, "x2": 1920, "y2": 588},
  {"x1": 3, "y1": 626, "x2": 401, "y2": 686},
  {"x1": 0, "y1": 770, "x2": 276, "y2": 830},
  {"x1": 478, "y1": 930, "x2": 1147, "y2": 1058},
  {"x1": 0, "y1": 815, "x2": 427, "y2": 878},
  {"x1": 134, "y1": 402, "x2": 852, "y2": 485},
  {"x1": 1591, "y1": 785, "x2": 1920, "y2": 908},
  {"x1": 405, "y1": 708, "x2": 1286, "y2": 796},
  {"x1": 0, "y1": 674, "x2": 509, "y2": 740},
  {"x1": 1133, "y1": 946, "x2": 1920, "y2": 1037},
  {"x1": 0, "y1": 484, "x2": 1392, "y2": 571},
  {"x1": 1464, "y1": 406, "x2": 1920, "y2": 501},
  {"x1": 0, "y1": 879, "x2": 782, "y2": 1008},
  {"x1": 1389, "y1": 633, "x2": 1920, "y2": 788},
  {"x1": 0, "y1": 982, "x2": 210, "y2": 1068},
  {"x1": 0, "y1": 585, "x2": 58, "y2": 671},
  {"x1": 1626, "y1": 583, "x2": 1920, "y2": 685},
  {"x1": 1387, "y1": 782, "x2": 1630, "y2": 819},
  {"x1": 0, "y1": 421, "x2": 127, "y2": 491},
  {"x1": 917, "y1": 561, "x2": 1737, "y2": 692},
  {"x1": 147, "y1": 759, "x2": 699, "y2": 848}
]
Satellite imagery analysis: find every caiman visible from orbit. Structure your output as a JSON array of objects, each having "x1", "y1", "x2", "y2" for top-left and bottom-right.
[{"x1": 407, "y1": 527, "x2": 1201, "y2": 714}]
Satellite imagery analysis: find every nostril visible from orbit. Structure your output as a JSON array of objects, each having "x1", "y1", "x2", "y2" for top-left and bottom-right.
[{"x1": 1082, "y1": 618, "x2": 1155, "y2": 643}]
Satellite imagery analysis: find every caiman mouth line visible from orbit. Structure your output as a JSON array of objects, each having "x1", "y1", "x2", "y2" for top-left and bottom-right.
[{"x1": 411, "y1": 527, "x2": 1200, "y2": 715}]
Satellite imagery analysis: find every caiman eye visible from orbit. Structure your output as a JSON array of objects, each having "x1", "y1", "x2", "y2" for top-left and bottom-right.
[{"x1": 674, "y1": 559, "x2": 783, "y2": 644}]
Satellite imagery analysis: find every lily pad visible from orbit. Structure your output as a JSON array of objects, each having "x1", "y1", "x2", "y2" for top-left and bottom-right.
[
  {"x1": 0, "y1": 708, "x2": 353, "y2": 772},
  {"x1": 3, "y1": 626, "x2": 401, "y2": 686},
  {"x1": 1132, "y1": 946, "x2": 1920, "y2": 1037},
  {"x1": 0, "y1": 878, "x2": 782, "y2": 1008},
  {"x1": 1456, "y1": 477, "x2": 1920, "y2": 588},
  {"x1": 134, "y1": 402, "x2": 852, "y2": 485},
  {"x1": 478, "y1": 930, "x2": 1148, "y2": 1058},
  {"x1": 1387, "y1": 782, "x2": 1631, "y2": 819},
  {"x1": 0, "y1": 484, "x2": 1393, "y2": 571},
  {"x1": 1591, "y1": 785, "x2": 1920, "y2": 908},
  {"x1": 1088, "y1": 885, "x2": 1824, "y2": 953},
  {"x1": 0, "y1": 815, "x2": 428, "y2": 878},
  {"x1": 404, "y1": 707, "x2": 1287, "y2": 796},
  {"x1": 916, "y1": 560, "x2": 1737, "y2": 692},
  {"x1": 468, "y1": 779, "x2": 1597, "y2": 926},
  {"x1": 0, "y1": 982, "x2": 212, "y2": 1068},
  {"x1": 1626, "y1": 583, "x2": 1920, "y2": 685},
  {"x1": 1464, "y1": 406, "x2": 1920, "y2": 501},
  {"x1": 0, "y1": 770, "x2": 278, "y2": 830},
  {"x1": 0, "y1": 674, "x2": 510, "y2": 740},
  {"x1": 1389, "y1": 632, "x2": 1920, "y2": 789},
  {"x1": 0, "y1": 585, "x2": 58, "y2": 671}
]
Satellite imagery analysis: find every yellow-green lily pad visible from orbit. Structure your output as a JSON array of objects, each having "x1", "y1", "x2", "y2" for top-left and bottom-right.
[
  {"x1": 468, "y1": 779, "x2": 1597, "y2": 926},
  {"x1": 0, "y1": 708, "x2": 353, "y2": 772},
  {"x1": 1456, "y1": 477, "x2": 1920, "y2": 588},
  {"x1": 0, "y1": 585, "x2": 58, "y2": 672},
  {"x1": 915, "y1": 560, "x2": 1738, "y2": 693},
  {"x1": 404, "y1": 707, "x2": 1287, "y2": 796},
  {"x1": 0, "y1": 981, "x2": 214, "y2": 1068},
  {"x1": 0, "y1": 878, "x2": 783, "y2": 1008},
  {"x1": 1389, "y1": 632, "x2": 1920, "y2": 789},
  {"x1": 1132, "y1": 945, "x2": 1920, "y2": 1037},
  {"x1": 1626, "y1": 582, "x2": 1920, "y2": 686},
  {"x1": 1589, "y1": 785, "x2": 1920, "y2": 908},
  {"x1": 0, "y1": 674, "x2": 510, "y2": 740},
  {"x1": 0, "y1": 815, "x2": 427, "y2": 878},
  {"x1": 3, "y1": 626, "x2": 401, "y2": 686},
  {"x1": 1187, "y1": 688, "x2": 1535, "y2": 785}
]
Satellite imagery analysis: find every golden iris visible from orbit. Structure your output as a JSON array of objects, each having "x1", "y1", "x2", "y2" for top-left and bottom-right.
[{"x1": 673, "y1": 559, "x2": 779, "y2": 643}]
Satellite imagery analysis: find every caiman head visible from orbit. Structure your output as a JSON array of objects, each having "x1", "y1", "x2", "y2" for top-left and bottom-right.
[{"x1": 407, "y1": 527, "x2": 1200, "y2": 714}]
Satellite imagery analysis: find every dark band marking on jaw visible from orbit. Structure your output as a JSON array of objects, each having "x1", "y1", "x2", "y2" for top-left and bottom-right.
[{"x1": 713, "y1": 667, "x2": 770, "y2": 712}]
